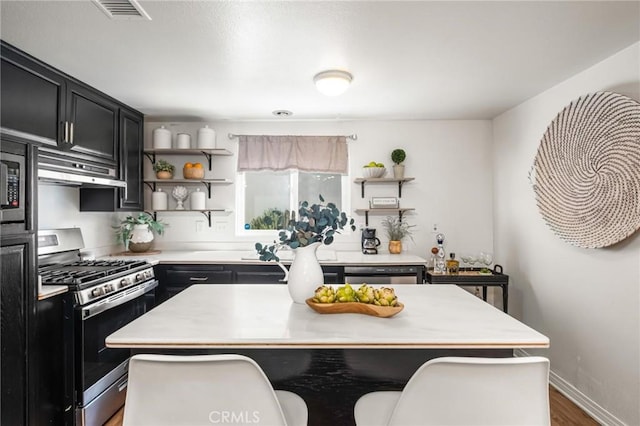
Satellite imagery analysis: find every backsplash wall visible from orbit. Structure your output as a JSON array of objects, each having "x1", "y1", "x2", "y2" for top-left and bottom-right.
[
  {"x1": 142, "y1": 119, "x2": 494, "y2": 258},
  {"x1": 37, "y1": 119, "x2": 494, "y2": 258}
]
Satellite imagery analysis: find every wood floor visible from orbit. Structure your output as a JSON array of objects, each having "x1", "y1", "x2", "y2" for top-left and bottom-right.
[{"x1": 104, "y1": 385, "x2": 599, "y2": 426}]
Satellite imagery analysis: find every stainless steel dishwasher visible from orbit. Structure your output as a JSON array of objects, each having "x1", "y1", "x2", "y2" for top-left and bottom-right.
[{"x1": 343, "y1": 265, "x2": 424, "y2": 285}]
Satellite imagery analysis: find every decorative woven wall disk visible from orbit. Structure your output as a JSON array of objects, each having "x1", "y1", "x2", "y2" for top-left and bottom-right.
[{"x1": 533, "y1": 91, "x2": 640, "y2": 248}]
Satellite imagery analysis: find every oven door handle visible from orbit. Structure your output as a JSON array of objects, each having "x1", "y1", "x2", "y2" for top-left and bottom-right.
[{"x1": 81, "y1": 280, "x2": 158, "y2": 321}]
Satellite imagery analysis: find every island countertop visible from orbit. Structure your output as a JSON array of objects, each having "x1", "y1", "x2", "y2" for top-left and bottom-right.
[{"x1": 106, "y1": 284, "x2": 549, "y2": 350}]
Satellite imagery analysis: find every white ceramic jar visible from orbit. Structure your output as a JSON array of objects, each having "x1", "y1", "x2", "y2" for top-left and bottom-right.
[
  {"x1": 197, "y1": 125, "x2": 216, "y2": 149},
  {"x1": 151, "y1": 188, "x2": 168, "y2": 210},
  {"x1": 176, "y1": 133, "x2": 191, "y2": 149},
  {"x1": 153, "y1": 126, "x2": 171, "y2": 149},
  {"x1": 190, "y1": 188, "x2": 206, "y2": 210}
]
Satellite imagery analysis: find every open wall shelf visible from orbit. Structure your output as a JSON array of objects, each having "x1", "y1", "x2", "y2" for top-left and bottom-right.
[
  {"x1": 353, "y1": 177, "x2": 415, "y2": 198},
  {"x1": 146, "y1": 209, "x2": 231, "y2": 227},
  {"x1": 143, "y1": 148, "x2": 233, "y2": 170},
  {"x1": 143, "y1": 179, "x2": 232, "y2": 198},
  {"x1": 354, "y1": 208, "x2": 415, "y2": 226}
]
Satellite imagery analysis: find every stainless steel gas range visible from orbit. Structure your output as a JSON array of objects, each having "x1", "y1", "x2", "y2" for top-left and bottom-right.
[{"x1": 38, "y1": 228, "x2": 157, "y2": 426}]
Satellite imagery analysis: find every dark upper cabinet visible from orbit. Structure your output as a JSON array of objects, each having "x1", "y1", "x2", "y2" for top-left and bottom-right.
[
  {"x1": 0, "y1": 44, "x2": 63, "y2": 147},
  {"x1": 64, "y1": 81, "x2": 119, "y2": 165},
  {"x1": 0, "y1": 41, "x2": 131, "y2": 168},
  {"x1": 118, "y1": 108, "x2": 144, "y2": 210},
  {"x1": 78, "y1": 107, "x2": 144, "y2": 211}
]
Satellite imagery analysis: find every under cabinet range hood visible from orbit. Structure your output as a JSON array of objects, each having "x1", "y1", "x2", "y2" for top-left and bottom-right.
[{"x1": 38, "y1": 150, "x2": 126, "y2": 188}]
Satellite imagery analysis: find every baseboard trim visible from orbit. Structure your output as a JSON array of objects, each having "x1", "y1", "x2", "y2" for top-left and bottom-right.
[{"x1": 514, "y1": 349, "x2": 625, "y2": 426}]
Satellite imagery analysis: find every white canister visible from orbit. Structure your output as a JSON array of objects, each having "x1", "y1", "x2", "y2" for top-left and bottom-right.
[
  {"x1": 176, "y1": 133, "x2": 191, "y2": 149},
  {"x1": 151, "y1": 188, "x2": 168, "y2": 210},
  {"x1": 190, "y1": 188, "x2": 206, "y2": 210},
  {"x1": 153, "y1": 126, "x2": 172, "y2": 149},
  {"x1": 197, "y1": 125, "x2": 216, "y2": 149}
]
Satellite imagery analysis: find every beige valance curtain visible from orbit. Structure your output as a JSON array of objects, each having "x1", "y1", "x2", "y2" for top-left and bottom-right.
[{"x1": 237, "y1": 135, "x2": 348, "y2": 174}]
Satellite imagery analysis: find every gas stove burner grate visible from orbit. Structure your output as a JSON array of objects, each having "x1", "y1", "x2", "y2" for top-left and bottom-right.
[
  {"x1": 69, "y1": 259, "x2": 148, "y2": 268},
  {"x1": 39, "y1": 259, "x2": 152, "y2": 288}
]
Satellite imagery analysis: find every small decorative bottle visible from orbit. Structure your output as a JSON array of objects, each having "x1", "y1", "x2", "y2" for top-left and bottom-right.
[
  {"x1": 429, "y1": 247, "x2": 438, "y2": 271},
  {"x1": 446, "y1": 252, "x2": 460, "y2": 275},
  {"x1": 435, "y1": 233, "x2": 446, "y2": 274}
]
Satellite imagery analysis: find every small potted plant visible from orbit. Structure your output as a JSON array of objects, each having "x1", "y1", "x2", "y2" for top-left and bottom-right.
[
  {"x1": 381, "y1": 215, "x2": 415, "y2": 254},
  {"x1": 391, "y1": 149, "x2": 406, "y2": 179},
  {"x1": 114, "y1": 213, "x2": 166, "y2": 253},
  {"x1": 154, "y1": 159, "x2": 175, "y2": 179}
]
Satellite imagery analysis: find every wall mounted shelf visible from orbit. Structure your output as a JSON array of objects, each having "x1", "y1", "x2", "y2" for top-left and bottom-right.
[
  {"x1": 354, "y1": 208, "x2": 415, "y2": 226},
  {"x1": 147, "y1": 209, "x2": 231, "y2": 227},
  {"x1": 143, "y1": 179, "x2": 232, "y2": 198},
  {"x1": 143, "y1": 148, "x2": 233, "y2": 170},
  {"x1": 353, "y1": 177, "x2": 415, "y2": 198}
]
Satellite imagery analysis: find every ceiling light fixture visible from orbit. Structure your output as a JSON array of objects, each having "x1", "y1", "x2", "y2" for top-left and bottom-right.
[
  {"x1": 272, "y1": 110, "x2": 293, "y2": 117},
  {"x1": 314, "y1": 70, "x2": 353, "y2": 96}
]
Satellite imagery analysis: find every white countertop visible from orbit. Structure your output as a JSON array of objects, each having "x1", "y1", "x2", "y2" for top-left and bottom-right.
[
  {"x1": 104, "y1": 249, "x2": 427, "y2": 266},
  {"x1": 106, "y1": 284, "x2": 549, "y2": 349}
]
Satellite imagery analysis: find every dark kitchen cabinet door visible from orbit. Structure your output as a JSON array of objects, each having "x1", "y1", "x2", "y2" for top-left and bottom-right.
[
  {"x1": 118, "y1": 108, "x2": 144, "y2": 210},
  {"x1": 0, "y1": 43, "x2": 63, "y2": 147},
  {"x1": 31, "y1": 293, "x2": 74, "y2": 426},
  {"x1": 1, "y1": 235, "x2": 36, "y2": 426},
  {"x1": 65, "y1": 81, "x2": 118, "y2": 165}
]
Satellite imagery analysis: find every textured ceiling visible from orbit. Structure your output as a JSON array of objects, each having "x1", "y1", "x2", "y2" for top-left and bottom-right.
[{"x1": 1, "y1": 1, "x2": 639, "y2": 121}]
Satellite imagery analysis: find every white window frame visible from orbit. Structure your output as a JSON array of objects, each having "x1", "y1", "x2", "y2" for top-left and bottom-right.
[{"x1": 235, "y1": 170, "x2": 351, "y2": 237}]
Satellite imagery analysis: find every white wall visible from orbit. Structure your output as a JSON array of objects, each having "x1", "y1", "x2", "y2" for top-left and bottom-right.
[
  {"x1": 143, "y1": 119, "x2": 494, "y2": 259},
  {"x1": 38, "y1": 184, "x2": 119, "y2": 256},
  {"x1": 493, "y1": 42, "x2": 640, "y2": 425}
]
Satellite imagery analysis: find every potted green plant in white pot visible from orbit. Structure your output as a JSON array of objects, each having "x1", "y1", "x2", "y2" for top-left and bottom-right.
[
  {"x1": 153, "y1": 159, "x2": 175, "y2": 179},
  {"x1": 256, "y1": 195, "x2": 355, "y2": 303},
  {"x1": 381, "y1": 215, "x2": 415, "y2": 254},
  {"x1": 391, "y1": 149, "x2": 406, "y2": 179},
  {"x1": 114, "y1": 213, "x2": 165, "y2": 253}
]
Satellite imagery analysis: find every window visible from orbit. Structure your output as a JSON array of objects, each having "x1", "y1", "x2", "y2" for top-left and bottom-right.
[
  {"x1": 236, "y1": 170, "x2": 349, "y2": 234},
  {"x1": 235, "y1": 135, "x2": 350, "y2": 235}
]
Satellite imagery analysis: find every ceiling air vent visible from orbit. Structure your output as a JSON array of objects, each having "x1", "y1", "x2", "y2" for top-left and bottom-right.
[{"x1": 92, "y1": 0, "x2": 151, "y2": 20}]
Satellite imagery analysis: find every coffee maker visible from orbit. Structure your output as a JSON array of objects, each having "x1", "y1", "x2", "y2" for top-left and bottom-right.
[{"x1": 362, "y1": 228, "x2": 381, "y2": 254}]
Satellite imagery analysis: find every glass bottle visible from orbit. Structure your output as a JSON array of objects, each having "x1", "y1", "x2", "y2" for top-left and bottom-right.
[
  {"x1": 446, "y1": 252, "x2": 460, "y2": 275},
  {"x1": 435, "y1": 233, "x2": 446, "y2": 274}
]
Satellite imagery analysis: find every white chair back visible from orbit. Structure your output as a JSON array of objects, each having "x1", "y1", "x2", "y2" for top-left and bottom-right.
[
  {"x1": 388, "y1": 356, "x2": 550, "y2": 426},
  {"x1": 123, "y1": 354, "x2": 300, "y2": 426}
]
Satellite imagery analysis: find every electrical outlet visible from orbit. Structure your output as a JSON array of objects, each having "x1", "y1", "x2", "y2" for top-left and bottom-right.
[
  {"x1": 195, "y1": 221, "x2": 204, "y2": 232},
  {"x1": 214, "y1": 220, "x2": 227, "y2": 232}
]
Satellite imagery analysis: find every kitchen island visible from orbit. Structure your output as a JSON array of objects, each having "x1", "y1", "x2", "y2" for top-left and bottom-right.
[{"x1": 107, "y1": 284, "x2": 548, "y2": 425}]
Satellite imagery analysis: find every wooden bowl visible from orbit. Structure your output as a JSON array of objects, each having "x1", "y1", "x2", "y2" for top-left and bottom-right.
[
  {"x1": 183, "y1": 166, "x2": 205, "y2": 179},
  {"x1": 305, "y1": 298, "x2": 404, "y2": 318}
]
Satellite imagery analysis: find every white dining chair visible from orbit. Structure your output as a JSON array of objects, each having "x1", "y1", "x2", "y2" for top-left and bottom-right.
[
  {"x1": 122, "y1": 354, "x2": 308, "y2": 426},
  {"x1": 354, "y1": 356, "x2": 550, "y2": 426}
]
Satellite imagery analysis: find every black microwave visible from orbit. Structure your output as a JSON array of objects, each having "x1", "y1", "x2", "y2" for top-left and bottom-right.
[{"x1": 0, "y1": 151, "x2": 25, "y2": 224}]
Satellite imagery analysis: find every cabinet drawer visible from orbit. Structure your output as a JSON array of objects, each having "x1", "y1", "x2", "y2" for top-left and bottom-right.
[{"x1": 165, "y1": 268, "x2": 234, "y2": 285}]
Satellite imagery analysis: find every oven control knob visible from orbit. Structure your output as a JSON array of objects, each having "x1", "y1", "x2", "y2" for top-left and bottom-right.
[
  {"x1": 135, "y1": 273, "x2": 144, "y2": 282},
  {"x1": 92, "y1": 287, "x2": 104, "y2": 297},
  {"x1": 120, "y1": 279, "x2": 128, "y2": 288}
]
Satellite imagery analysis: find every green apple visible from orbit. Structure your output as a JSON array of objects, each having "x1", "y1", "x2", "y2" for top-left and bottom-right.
[
  {"x1": 368, "y1": 161, "x2": 377, "y2": 167},
  {"x1": 376, "y1": 163, "x2": 384, "y2": 167}
]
